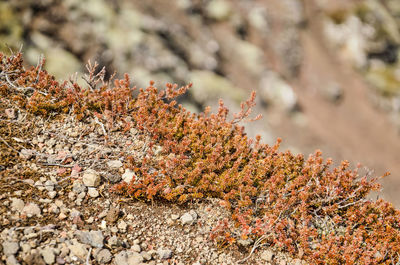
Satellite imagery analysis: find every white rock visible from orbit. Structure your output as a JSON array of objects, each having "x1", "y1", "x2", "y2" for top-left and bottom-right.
[
  {"x1": 107, "y1": 160, "x2": 123, "y2": 169},
  {"x1": 6, "y1": 255, "x2": 19, "y2": 265},
  {"x1": 82, "y1": 169, "x2": 101, "y2": 187},
  {"x1": 2, "y1": 241, "x2": 19, "y2": 255},
  {"x1": 122, "y1": 169, "x2": 136, "y2": 183},
  {"x1": 157, "y1": 248, "x2": 173, "y2": 260},
  {"x1": 44, "y1": 180, "x2": 55, "y2": 191},
  {"x1": 180, "y1": 212, "x2": 196, "y2": 225},
  {"x1": 131, "y1": 244, "x2": 141, "y2": 252},
  {"x1": 260, "y1": 249, "x2": 274, "y2": 261},
  {"x1": 88, "y1": 187, "x2": 99, "y2": 198},
  {"x1": 22, "y1": 203, "x2": 41, "y2": 217},
  {"x1": 96, "y1": 248, "x2": 112, "y2": 263},
  {"x1": 76, "y1": 230, "x2": 104, "y2": 248},
  {"x1": 68, "y1": 241, "x2": 88, "y2": 260},
  {"x1": 48, "y1": 191, "x2": 57, "y2": 199},
  {"x1": 10, "y1": 198, "x2": 25, "y2": 212},
  {"x1": 118, "y1": 220, "x2": 127, "y2": 231},
  {"x1": 114, "y1": 251, "x2": 128, "y2": 265},
  {"x1": 127, "y1": 251, "x2": 144, "y2": 264},
  {"x1": 41, "y1": 247, "x2": 55, "y2": 264},
  {"x1": 206, "y1": 0, "x2": 232, "y2": 21}
]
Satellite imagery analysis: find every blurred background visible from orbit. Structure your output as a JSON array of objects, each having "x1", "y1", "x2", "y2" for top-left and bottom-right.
[{"x1": 2, "y1": 0, "x2": 400, "y2": 206}]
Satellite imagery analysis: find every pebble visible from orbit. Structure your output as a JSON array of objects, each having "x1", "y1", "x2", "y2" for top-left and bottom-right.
[
  {"x1": 72, "y1": 182, "x2": 87, "y2": 194},
  {"x1": 157, "y1": 248, "x2": 173, "y2": 260},
  {"x1": 48, "y1": 191, "x2": 57, "y2": 199},
  {"x1": 6, "y1": 255, "x2": 20, "y2": 265},
  {"x1": 10, "y1": 198, "x2": 25, "y2": 212},
  {"x1": 105, "y1": 207, "x2": 120, "y2": 223},
  {"x1": 114, "y1": 251, "x2": 128, "y2": 265},
  {"x1": 82, "y1": 169, "x2": 101, "y2": 187},
  {"x1": 44, "y1": 180, "x2": 55, "y2": 191},
  {"x1": 68, "y1": 241, "x2": 88, "y2": 260},
  {"x1": 122, "y1": 169, "x2": 136, "y2": 183},
  {"x1": 107, "y1": 160, "x2": 123, "y2": 169},
  {"x1": 95, "y1": 248, "x2": 112, "y2": 263},
  {"x1": 76, "y1": 230, "x2": 104, "y2": 248},
  {"x1": 22, "y1": 203, "x2": 41, "y2": 217},
  {"x1": 127, "y1": 251, "x2": 144, "y2": 264},
  {"x1": 261, "y1": 249, "x2": 274, "y2": 262},
  {"x1": 41, "y1": 247, "x2": 56, "y2": 264},
  {"x1": 180, "y1": 212, "x2": 194, "y2": 225},
  {"x1": 34, "y1": 180, "x2": 45, "y2": 191},
  {"x1": 118, "y1": 220, "x2": 128, "y2": 232},
  {"x1": 88, "y1": 187, "x2": 99, "y2": 198},
  {"x1": 3, "y1": 241, "x2": 20, "y2": 255},
  {"x1": 131, "y1": 244, "x2": 141, "y2": 252},
  {"x1": 108, "y1": 236, "x2": 119, "y2": 247}
]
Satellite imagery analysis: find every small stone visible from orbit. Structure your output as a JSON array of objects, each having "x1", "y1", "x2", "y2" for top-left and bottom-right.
[
  {"x1": 82, "y1": 169, "x2": 101, "y2": 187},
  {"x1": 107, "y1": 160, "x2": 123, "y2": 169},
  {"x1": 22, "y1": 203, "x2": 41, "y2": 217},
  {"x1": 6, "y1": 255, "x2": 20, "y2": 265},
  {"x1": 180, "y1": 212, "x2": 194, "y2": 225},
  {"x1": 68, "y1": 241, "x2": 88, "y2": 260},
  {"x1": 55, "y1": 200, "x2": 63, "y2": 207},
  {"x1": 206, "y1": 0, "x2": 232, "y2": 21},
  {"x1": 35, "y1": 181, "x2": 45, "y2": 191},
  {"x1": 72, "y1": 182, "x2": 87, "y2": 194},
  {"x1": 122, "y1": 169, "x2": 136, "y2": 183},
  {"x1": 99, "y1": 220, "x2": 107, "y2": 230},
  {"x1": 5, "y1": 108, "x2": 17, "y2": 119},
  {"x1": 260, "y1": 249, "x2": 274, "y2": 262},
  {"x1": 48, "y1": 191, "x2": 57, "y2": 199},
  {"x1": 20, "y1": 149, "x2": 35, "y2": 160},
  {"x1": 127, "y1": 251, "x2": 144, "y2": 264},
  {"x1": 189, "y1": 210, "x2": 198, "y2": 219},
  {"x1": 118, "y1": 220, "x2": 128, "y2": 231},
  {"x1": 10, "y1": 198, "x2": 25, "y2": 212},
  {"x1": 107, "y1": 236, "x2": 119, "y2": 247},
  {"x1": 157, "y1": 249, "x2": 172, "y2": 260},
  {"x1": 114, "y1": 251, "x2": 128, "y2": 265},
  {"x1": 58, "y1": 212, "x2": 67, "y2": 220},
  {"x1": 3, "y1": 241, "x2": 19, "y2": 255},
  {"x1": 88, "y1": 187, "x2": 99, "y2": 198},
  {"x1": 96, "y1": 248, "x2": 112, "y2": 263},
  {"x1": 20, "y1": 243, "x2": 31, "y2": 253},
  {"x1": 141, "y1": 251, "x2": 152, "y2": 261},
  {"x1": 131, "y1": 244, "x2": 141, "y2": 253},
  {"x1": 56, "y1": 256, "x2": 66, "y2": 264},
  {"x1": 76, "y1": 230, "x2": 104, "y2": 248},
  {"x1": 41, "y1": 248, "x2": 55, "y2": 264},
  {"x1": 44, "y1": 180, "x2": 55, "y2": 192},
  {"x1": 171, "y1": 214, "x2": 179, "y2": 220},
  {"x1": 105, "y1": 174, "x2": 122, "y2": 183},
  {"x1": 105, "y1": 207, "x2": 120, "y2": 223},
  {"x1": 67, "y1": 191, "x2": 76, "y2": 201}
]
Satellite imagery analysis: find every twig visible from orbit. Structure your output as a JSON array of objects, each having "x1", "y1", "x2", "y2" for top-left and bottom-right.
[
  {"x1": 0, "y1": 135, "x2": 19, "y2": 153},
  {"x1": 94, "y1": 116, "x2": 107, "y2": 135},
  {"x1": 38, "y1": 163, "x2": 75, "y2": 168},
  {"x1": 86, "y1": 247, "x2": 92, "y2": 265},
  {"x1": 238, "y1": 235, "x2": 269, "y2": 263}
]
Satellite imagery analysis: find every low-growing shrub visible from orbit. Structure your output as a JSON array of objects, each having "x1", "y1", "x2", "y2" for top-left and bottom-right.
[{"x1": 1, "y1": 52, "x2": 400, "y2": 264}]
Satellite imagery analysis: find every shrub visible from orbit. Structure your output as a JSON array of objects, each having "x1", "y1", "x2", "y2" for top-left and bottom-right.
[{"x1": 1, "y1": 52, "x2": 400, "y2": 264}]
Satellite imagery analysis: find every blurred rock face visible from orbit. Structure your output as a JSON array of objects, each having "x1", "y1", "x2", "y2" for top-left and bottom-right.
[{"x1": 2, "y1": 0, "x2": 400, "y2": 204}]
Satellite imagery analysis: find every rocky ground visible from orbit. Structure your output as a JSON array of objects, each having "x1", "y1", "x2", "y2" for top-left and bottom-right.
[
  {"x1": 2, "y1": 0, "x2": 400, "y2": 206},
  {"x1": 0, "y1": 97, "x2": 304, "y2": 265}
]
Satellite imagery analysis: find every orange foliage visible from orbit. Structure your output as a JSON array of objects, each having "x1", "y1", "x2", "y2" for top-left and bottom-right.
[{"x1": 1, "y1": 52, "x2": 400, "y2": 264}]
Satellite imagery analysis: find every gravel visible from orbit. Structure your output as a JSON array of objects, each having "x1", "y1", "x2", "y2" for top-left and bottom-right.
[{"x1": 0, "y1": 104, "x2": 303, "y2": 265}]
